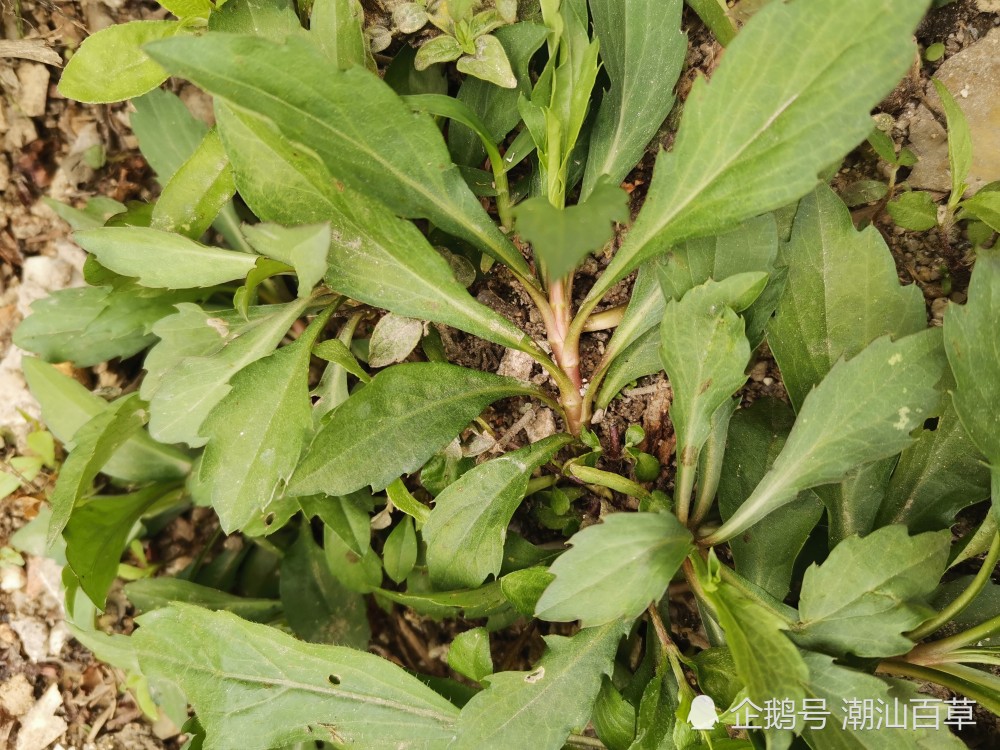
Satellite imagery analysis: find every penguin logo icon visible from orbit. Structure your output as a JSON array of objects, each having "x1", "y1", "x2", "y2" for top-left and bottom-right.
[{"x1": 687, "y1": 694, "x2": 719, "y2": 730}]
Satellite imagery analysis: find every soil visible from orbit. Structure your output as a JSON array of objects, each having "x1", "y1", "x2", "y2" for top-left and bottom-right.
[{"x1": 1, "y1": 1, "x2": 998, "y2": 748}]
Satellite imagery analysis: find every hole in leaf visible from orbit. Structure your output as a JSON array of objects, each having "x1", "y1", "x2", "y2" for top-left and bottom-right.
[
  {"x1": 524, "y1": 667, "x2": 545, "y2": 684},
  {"x1": 264, "y1": 512, "x2": 276, "y2": 526},
  {"x1": 923, "y1": 417, "x2": 940, "y2": 431},
  {"x1": 328, "y1": 674, "x2": 342, "y2": 685}
]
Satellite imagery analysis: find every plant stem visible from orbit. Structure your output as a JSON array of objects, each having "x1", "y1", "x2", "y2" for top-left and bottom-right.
[
  {"x1": 876, "y1": 660, "x2": 1000, "y2": 716},
  {"x1": 582, "y1": 305, "x2": 626, "y2": 332},
  {"x1": 908, "y1": 532, "x2": 1000, "y2": 641},
  {"x1": 526, "y1": 474, "x2": 559, "y2": 495},
  {"x1": 566, "y1": 463, "x2": 651, "y2": 501},
  {"x1": 543, "y1": 273, "x2": 585, "y2": 434},
  {"x1": 565, "y1": 735, "x2": 607, "y2": 749},
  {"x1": 674, "y1": 460, "x2": 696, "y2": 526},
  {"x1": 910, "y1": 612, "x2": 1000, "y2": 659}
]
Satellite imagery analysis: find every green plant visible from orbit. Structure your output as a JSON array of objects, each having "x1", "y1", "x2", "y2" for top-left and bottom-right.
[{"x1": 15, "y1": 0, "x2": 1000, "y2": 748}]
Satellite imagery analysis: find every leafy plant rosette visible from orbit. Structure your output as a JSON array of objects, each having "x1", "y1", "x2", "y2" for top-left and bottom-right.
[{"x1": 14, "y1": 0, "x2": 1000, "y2": 747}]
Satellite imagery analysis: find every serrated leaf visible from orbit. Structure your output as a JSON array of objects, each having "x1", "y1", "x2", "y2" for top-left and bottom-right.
[
  {"x1": 514, "y1": 181, "x2": 629, "y2": 279},
  {"x1": 698, "y1": 569, "x2": 808, "y2": 749},
  {"x1": 146, "y1": 34, "x2": 532, "y2": 278},
  {"x1": 878, "y1": 383, "x2": 990, "y2": 531},
  {"x1": 383, "y1": 516, "x2": 418, "y2": 584},
  {"x1": 448, "y1": 627, "x2": 494, "y2": 683},
  {"x1": 582, "y1": 0, "x2": 929, "y2": 308},
  {"x1": 706, "y1": 331, "x2": 946, "y2": 544},
  {"x1": 291, "y1": 363, "x2": 538, "y2": 496},
  {"x1": 64, "y1": 485, "x2": 173, "y2": 607},
  {"x1": 14, "y1": 283, "x2": 194, "y2": 367},
  {"x1": 74, "y1": 227, "x2": 257, "y2": 289},
  {"x1": 660, "y1": 274, "x2": 764, "y2": 507},
  {"x1": 43, "y1": 195, "x2": 126, "y2": 230},
  {"x1": 142, "y1": 298, "x2": 311, "y2": 447},
  {"x1": 449, "y1": 620, "x2": 628, "y2": 750},
  {"x1": 769, "y1": 186, "x2": 927, "y2": 408},
  {"x1": 423, "y1": 434, "x2": 571, "y2": 589},
  {"x1": 944, "y1": 250, "x2": 1000, "y2": 521},
  {"x1": 796, "y1": 652, "x2": 967, "y2": 749},
  {"x1": 134, "y1": 604, "x2": 459, "y2": 750},
  {"x1": 48, "y1": 394, "x2": 148, "y2": 547},
  {"x1": 718, "y1": 399, "x2": 823, "y2": 601},
  {"x1": 888, "y1": 190, "x2": 939, "y2": 231},
  {"x1": 582, "y1": 0, "x2": 685, "y2": 199},
  {"x1": 58, "y1": 21, "x2": 181, "y2": 103},
  {"x1": 281, "y1": 526, "x2": 370, "y2": 647},
  {"x1": 125, "y1": 578, "x2": 282, "y2": 622},
  {"x1": 214, "y1": 105, "x2": 537, "y2": 354},
  {"x1": 792, "y1": 526, "x2": 950, "y2": 658},
  {"x1": 535, "y1": 513, "x2": 691, "y2": 627},
  {"x1": 21, "y1": 358, "x2": 191, "y2": 483},
  {"x1": 311, "y1": 0, "x2": 370, "y2": 69},
  {"x1": 198, "y1": 315, "x2": 323, "y2": 533},
  {"x1": 449, "y1": 23, "x2": 547, "y2": 166},
  {"x1": 151, "y1": 128, "x2": 236, "y2": 239}
]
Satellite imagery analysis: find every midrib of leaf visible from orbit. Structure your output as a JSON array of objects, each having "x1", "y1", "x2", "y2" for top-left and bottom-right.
[
  {"x1": 185, "y1": 60, "x2": 512, "y2": 270},
  {"x1": 589, "y1": 9, "x2": 886, "y2": 304}
]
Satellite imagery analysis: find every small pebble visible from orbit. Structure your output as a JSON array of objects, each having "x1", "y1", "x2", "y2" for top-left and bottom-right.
[{"x1": 0, "y1": 565, "x2": 26, "y2": 592}]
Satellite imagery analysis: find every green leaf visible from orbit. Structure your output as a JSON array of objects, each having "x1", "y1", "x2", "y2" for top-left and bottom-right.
[
  {"x1": 960, "y1": 189, "x2": 1000, "y2": 232},
  {"x1": 383, "y1": 516, "x2": 418, "y2": 584},
  {"x1": 74, "y1": 227, "x2": 257, "y2": 289},
  {"x1": 944, "y1": 250, "x2": 1000, "y2": 520},
  {"x1": 43, "y1": 195, "x2": 126, "y2": 230},
  {"x1": 500, "y1": 566, "x2": 554, "y2": 617},
  {"x1": 768, "y1": 186, "x2": 927, "y2": 409},
  {"x1": 64, "y1": 485, "x2": 173, "y2": 607},
  {"x1": 290, "y1": 363, "x2": 538, "y2": 496},
  {"x1": 797, "y1": 652, "x2": 967, "y2": 749},
  {"x1": 242, "y1": 222, "x2": 327, "y2": 296},
  {"x1": 311, "y1": 0, "x2": 370, "y2": 69},
  {"x1": 313, "y1": 339, "x2": 370, "y2": 383},
  {"x1": 593, "y1": 678, "x2": 636, "y2": 750},
  {"x1": 281, "y1": 526, "x2": 370, "y2": 648},
  {"x1": 447, "y1": 627, "x2": 494, "y2": 683},
  {"x1": 878, "y1": 385, "x2": 990, "y2": 532},
  {"x1": 208, "y1": 0, "x2": 303, "y2": 40},
  {"x1": 449, "y1": 23, "x2": 547, "y2": 166},
  {"x1": 151, "y1": 128, "x2": 236, "y2": 239},
  {"x1": 414, "y1": 35, "x2": 463, "y2": 68},
  {"x1": 931, "y1": 78, "x2": 972, "y2": 204},
  {"x1": 198, "y1": 315, "x2": 323, "y2": 533},
  {"x1": 48, "y1": 394, "x2": 148, "y2": 547},
  {"x1": 628, "y1": 668, "x2": 681, "y2": 750},
  {"x1": 814, "y1": 459, "x2": 897, "y2": 549},
  {"x1": 449, "y1": 620, "x2": 628, "y2": 750},
  {"x1": 59, "y1": 21, "x2": 181, "y2": 103},
  {"x1": 134, "y1": 604, "x2": 459, "y2": 750},
  {"x1": 535, "y1": 513, "x2": 691, "y2": 627},
  {"x1": 21, "y1": 357, "x2": 191, "y2": 483},
  {"x1": 699, "y1": 568, "x2": 807, "y2": 749},
  {"x1": 705, "y1": 330, "x2": 946, "y2": 544},
  {"x1": 792, "y1": 526, "x2": 950, "y2": 658},
  {"x1": 325, "y1": 525, "x2": 383, "y2": 593},
  {"x1": 14, "y1": 283, "x2": 193, "y2": 367},
  {"x1": 125, "y1": 578, "x2": 282, "y2": 622},
  {"x1": 514, "y1": 181, "x2": 629, "y2": 279},
  {"x1": 423, "y1": 434, "x2": 572, "y2": 589},
  {"x1": 595, "y1": 327, "x2": 661, "y2": 410},
  {"x1": 888, "y1": 190, "x2": 939, "y2": 231},
  {"x1": 159, "y1": 0, "x2": 212, "y2": 19},
  {"x1": 660, "y1": 274, "x2": 765, "y2": 510},
  {"x1": 582, "y1": 0, "x2": 685, "y2": 199},
  {"x1": 582, "y1": 0, "x2": 929, "y2": 307},
  {"x1": 131, "y1": 89, "x2": 208, "y2": 183},
  {"x1": 146, "y1": 34, "x2": 532, "y2": 278},
  {"x1": 141, "y1": 299, "x2": 311, "y2": 447},
  {"x1": 367, "y1": 314, "x2": 423, "y2": 368},
  {"x1": 213, "y1": 105, "x2": 536, "y2": 354},
  {"x1": 374, "y1": 579, "x2": 510, "y2": 620},
  {"x1": 718, "y1": 399, "x2": 823, "y2": 601},
  {"x1": 456, "y1": 34, "x2": 517, "y2": 89}
]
